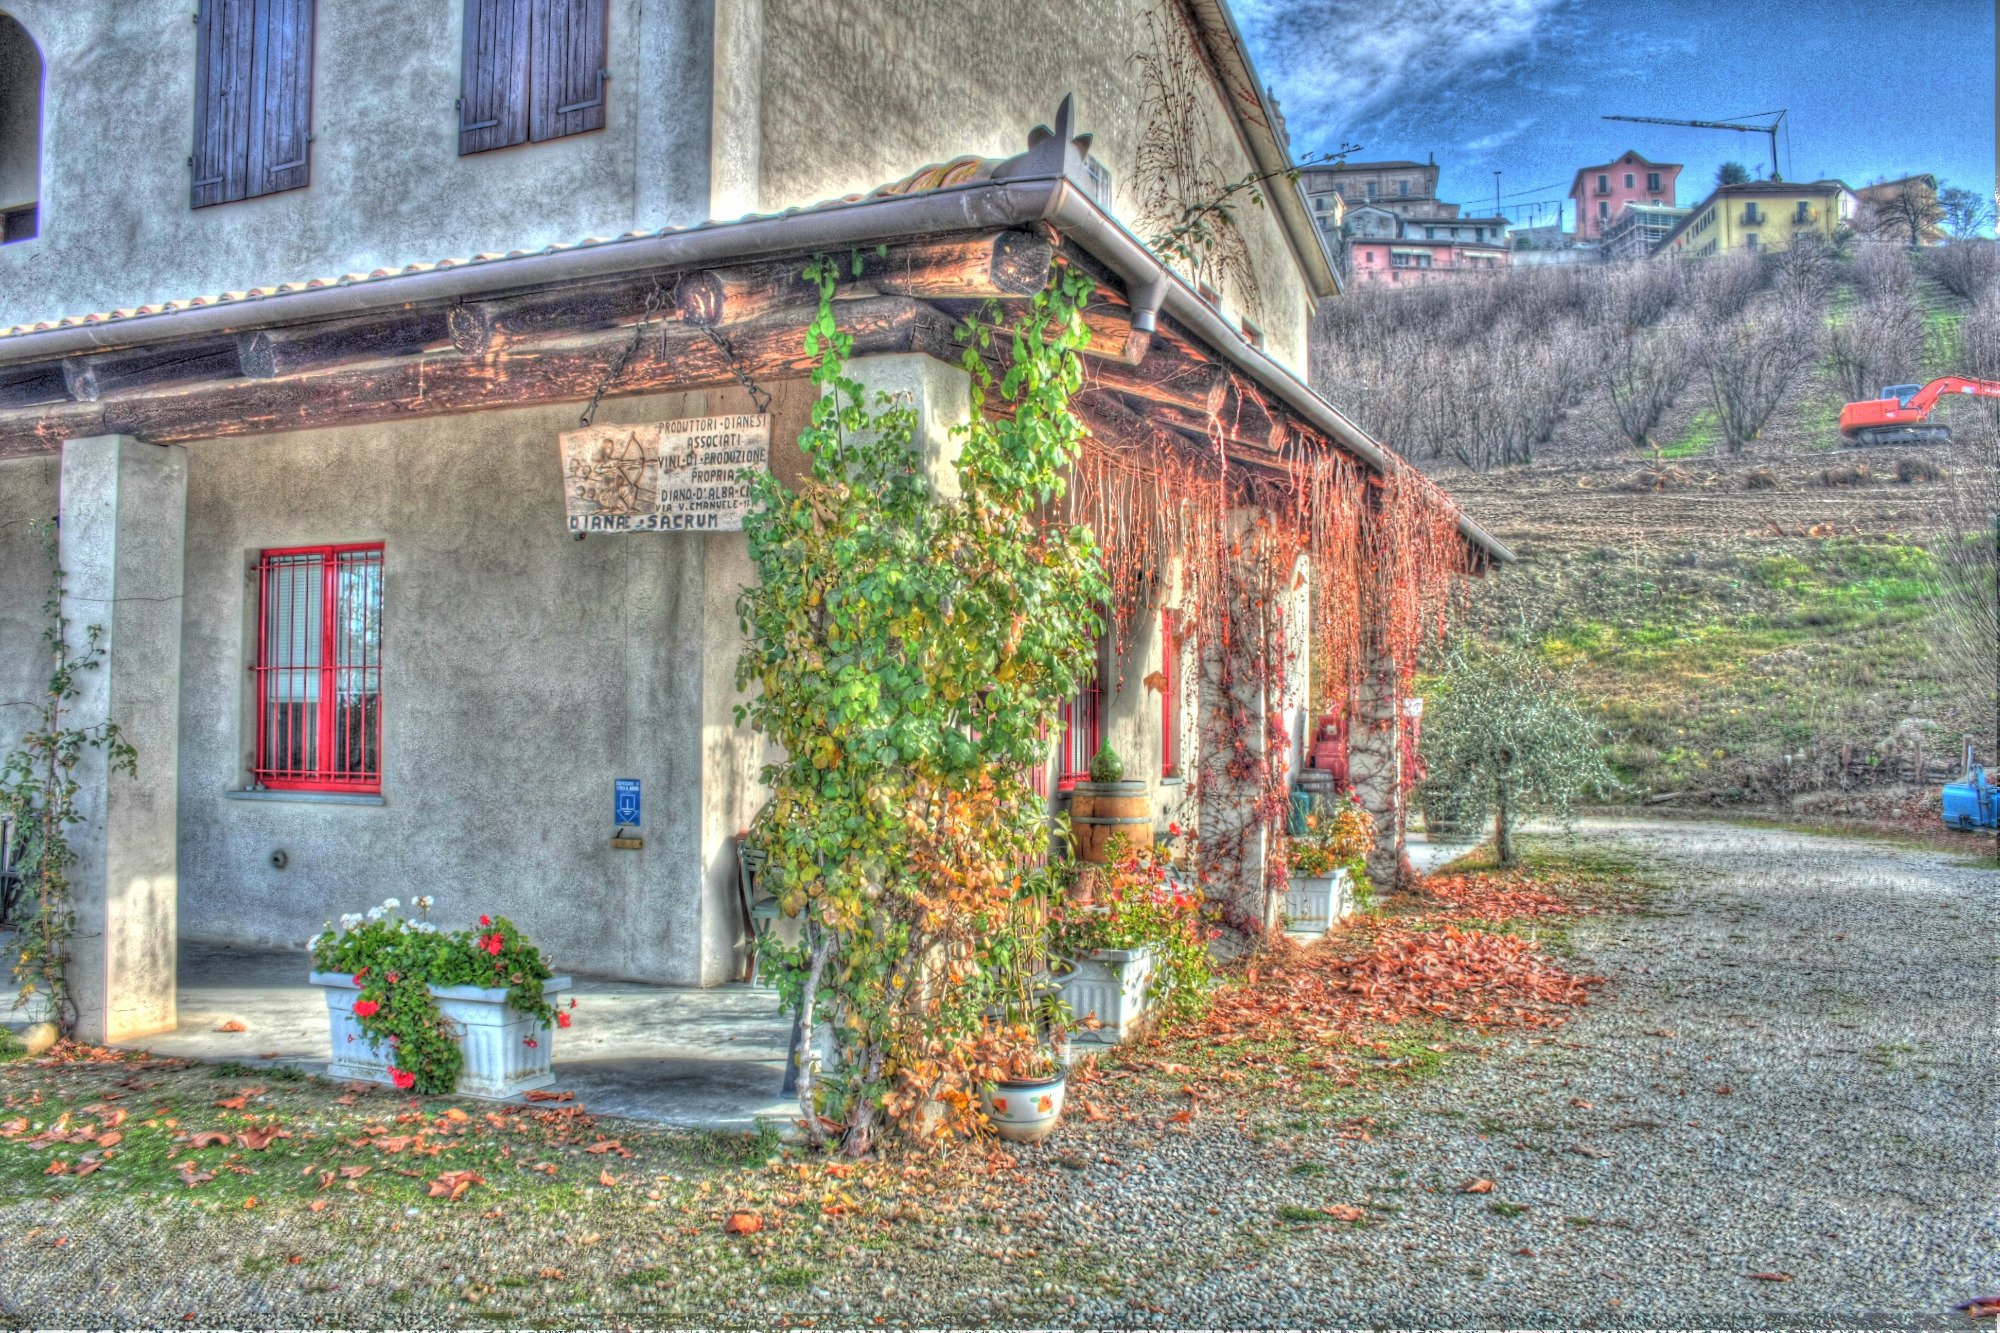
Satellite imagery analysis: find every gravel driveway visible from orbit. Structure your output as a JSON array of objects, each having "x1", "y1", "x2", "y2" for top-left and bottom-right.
[
  {"x1": 1061, "y1": 820, "x2": 2000, "y2": 1327},
  {"x1": 2, "y1": 820, "x2": 1993, "y2": 1328}
]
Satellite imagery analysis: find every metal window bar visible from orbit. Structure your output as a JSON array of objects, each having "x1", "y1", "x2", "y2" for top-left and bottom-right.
[
  {"x1": 1160, "y1": 609, "x2": 1181, "y2": 779},
  {"x1": 1056, "y1": 674, "x2": 1100, "y2": 790},
  {"x1": 253, "y1": 544, "x2": 383, "y2": 792}
]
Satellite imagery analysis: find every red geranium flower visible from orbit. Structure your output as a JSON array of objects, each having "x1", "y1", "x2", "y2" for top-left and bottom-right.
[
  {"x1": 386, "y1": 971, "x2": 398, "y2": 984},
  {"x1": 351, "y1": 970, "x2": 368, "y2": 985},
  {"x1": 523, "y1": 1037, "x2": 538, "y2": 1048},
  {"x1": 556, "y1": 1012, "x2": 571, "y2": 1029},
  {"x1": 390, "y1": 1068, "x2": 416, "y2": 1090},
  {"x1": 1168, "y1": 822, "x2": 1182, "y2": 836},
  {"x1": 352, "y1": 999, "x2": 379, "y2": 1019},
  {"x1": 479, "y1": 915, "x2": 492, "y2": 927},
  {"x1": 481, "y1": 933, "x2": 504, "y2": 956}
]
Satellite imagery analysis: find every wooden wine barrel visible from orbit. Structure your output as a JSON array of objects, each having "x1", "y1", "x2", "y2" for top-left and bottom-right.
[{"x1": 1070, "y1": 780, "x2": 1152, "y2": 864}]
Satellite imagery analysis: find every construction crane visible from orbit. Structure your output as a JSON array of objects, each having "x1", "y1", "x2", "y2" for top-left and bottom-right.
[{"x1": 1601, "y1": 111, "x2": 1786, "y2": 180}]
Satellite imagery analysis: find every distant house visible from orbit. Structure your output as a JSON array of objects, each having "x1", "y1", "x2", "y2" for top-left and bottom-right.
[
  {"x1": 1569, "y1": 151, "x2": 1681, "y2": 243},
  {"x1": 1602, "y1": 202, "x2": 1692, "y2": 261},
  {"x1": 1348, "y1": 231, "x2": 1510, "y2": 284},
  {"x1": 1854, "y1": 174, "x2": 1944, "y2": 245},
  {"x1": 1657, "y1": 180, "x2": 1845, "y2": 258}
]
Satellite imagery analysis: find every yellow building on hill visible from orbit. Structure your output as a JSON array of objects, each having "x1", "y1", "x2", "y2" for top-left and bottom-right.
[{"x1": 1657, "y1": 181, "x2": 1846, "y2": 258}]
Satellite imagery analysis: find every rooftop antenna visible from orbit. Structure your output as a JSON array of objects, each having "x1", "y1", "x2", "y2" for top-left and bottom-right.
[{"x1": 1601, "y1": 110, "x2": 1787, "y2": 181}]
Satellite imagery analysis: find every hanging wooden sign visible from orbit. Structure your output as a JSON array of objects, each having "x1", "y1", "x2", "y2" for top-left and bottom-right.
[{"x1": 560, "y1": 414, "x2": 770, "y2": 533}]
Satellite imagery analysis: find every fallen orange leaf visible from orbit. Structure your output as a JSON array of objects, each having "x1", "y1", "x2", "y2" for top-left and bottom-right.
[
  {"x1": 1747, "y1": 1272, "x2": 1792, "y2": 1282},
  {"x1": 214, "y1": 1020, "x2": 247, "y2": 1033},
  {"x1": 427, "y1": 1170, "x2": 485, "y2": 1202},
  {"x1": 1460, "y1": 1178, "x2": 1495, "y2": 1194},
  {"x1": 1322, "y1": 1204, "x2": 1365, "y2": 1221},
  {"x1": 724, "y1": 1211, "x2": 763, "y2": 1235},
  {"x1": 598, "y1": 1169, "x2": 620, "y2": 1187}
]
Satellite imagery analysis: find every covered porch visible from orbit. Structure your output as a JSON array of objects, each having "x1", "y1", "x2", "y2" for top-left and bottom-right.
[{"x1": 122, "y1": 941, "x2": 798, "y2": 1131}]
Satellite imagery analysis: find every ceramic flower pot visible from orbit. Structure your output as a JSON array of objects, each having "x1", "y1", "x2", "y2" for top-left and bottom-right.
[
  {"x1": 310, "y1": 971, "x2": 571, "y2": 1099},
  {"x1": 1059, "y1": 944, "x2": 1155, "y2": 1044},
  {"x1": 980, "y1": 1072, "x2": 1067, "y2": 1144},
  {"x1": 1284, "y1": 868, "x2": 1355, "y2": 935}
]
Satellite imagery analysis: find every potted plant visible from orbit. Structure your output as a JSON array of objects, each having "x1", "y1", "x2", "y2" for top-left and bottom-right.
[
  {"x1": 1052, "y1": 834, "x2": 1213, "y2": 1044},
  {"x1": 975, "y1": 870, "x2": 1074, "y2": 1144},
  {"x1": 1070, "y1": 742, "x2": 1151, "y2": 864},
  {"x1": 309, "y1": 897, "x2": 571, "y2": 1099},
  {"x1": 1284, "y1": 795, "x2": 1374, "y2": 934}
]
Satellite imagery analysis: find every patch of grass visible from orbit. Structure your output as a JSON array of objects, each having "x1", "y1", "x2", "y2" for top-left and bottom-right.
[
  {"x1": 1661, "y1": 409, "x2": 1717, "y2": 458},
  {"x1": 1488, "y1": 1200, "x2": 1530, "y2": 1219},
  {"x1": 0, "y1": 1029, "x2": 24, "y2": 1063},
  {"x1": 1290, "y1": 1162, "x2": 1328, "y2": 1178},
  {"x1": 1275, "y1": 1205, "x2": 1329, "y2": 1224},
  {"x1": 766, "y1": 1266, "x2": 815, "y2": 1291}
]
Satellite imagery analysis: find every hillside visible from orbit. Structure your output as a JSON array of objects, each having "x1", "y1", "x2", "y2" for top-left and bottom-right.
[{"x1": 1311, "y1": 242, "x2": 1999, "y2": 821}]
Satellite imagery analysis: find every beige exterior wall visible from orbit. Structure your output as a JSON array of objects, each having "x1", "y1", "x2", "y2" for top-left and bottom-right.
[{"x1": 752, "y1": 0, "x2": 1320, "y2": 373}]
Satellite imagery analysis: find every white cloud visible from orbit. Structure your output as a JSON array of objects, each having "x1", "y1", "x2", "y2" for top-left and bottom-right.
[
  {"x1": 1236, "y1": 0, "x2": 1567, "y2": 151},
  {"x1": 1465, "y1": 116, "x2": 1537, "y2": 152}
]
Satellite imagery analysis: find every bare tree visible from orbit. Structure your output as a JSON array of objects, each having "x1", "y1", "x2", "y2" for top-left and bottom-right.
[
  {"x1": 1937, "y1": 185, "x2": 1994, "y2": 241},
  {"x1": 1862, "y1": 178, "x2": 1945, "y2": 247},
  {"x1": 1770, "y1": 233, "x2": 1839, "y2": 319},
  {"x1": 1850, "y1": 243, "x2": 1918, "y2": 304},
  {"x1": 1925, "y1": 241, "x2": 2000, "y2": 303},
  {"x1": 1825, "y1": 295, "x2": 1925, "y2": 402},
  {"x1": 1691, "y1": 252, "x2": 1764, "y2": 321},
  {"x1": 1603, "y1": 321, "x2": 1696, "y2": 458},
  {"x1": 1699, "y1": 311, "x2": 1821, "y2": 453}
]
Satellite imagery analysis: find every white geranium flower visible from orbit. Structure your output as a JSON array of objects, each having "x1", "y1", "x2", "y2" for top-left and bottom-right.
[
  {"x1": 383, "y1": 898, "x2": 400, "y2": 911},
  {"x1": 411, "y1": 920, "x2": 438, "y2": 934},
  {"x1": 339, "y1": 913, "x2": 362, "y2": 930},
  {"x1": 366, "y1": 906, "x2": 384, "y2": 921}
]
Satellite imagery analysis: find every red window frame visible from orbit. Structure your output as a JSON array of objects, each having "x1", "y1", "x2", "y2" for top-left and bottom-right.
[
  {"x1": 252, "y1": 543, "x2": 384, "y2": 793},
  {"x1": 1160, "y1": 609, "x2": 1183, "y2": 779},
  {"x1": 1055, "y1": 674, "x2": 1101, "y2": 792}
]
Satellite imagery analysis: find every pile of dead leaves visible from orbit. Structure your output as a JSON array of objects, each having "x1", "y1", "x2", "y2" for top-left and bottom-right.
[
  {"x1": 1199, "y1": 923, "x2": 1602, "y2": 1050},
  {"x1": 1420, "y1": 871, "x2": 1580, "y2": 921}
]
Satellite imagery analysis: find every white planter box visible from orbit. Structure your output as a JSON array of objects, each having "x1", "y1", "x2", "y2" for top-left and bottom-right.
[
  {"x1": 1060, "y1": 946, "x2": 1155, "y2": 1045},
  {"x1": 1285, "y1": 868, "x2": 1355, "y2": 935},
  {"x1": 310, "y1": 971, "x2": 571, "y2": 1100}
]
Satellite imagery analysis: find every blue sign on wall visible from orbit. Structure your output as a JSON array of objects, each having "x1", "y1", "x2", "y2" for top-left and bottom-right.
[{"x1": 614, "y1": 778, "x2": 641, "y2": 828}]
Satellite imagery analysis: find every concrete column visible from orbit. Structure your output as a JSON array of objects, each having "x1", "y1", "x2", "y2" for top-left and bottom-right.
[
  {"x1": 57, "y1": 435, "x2": 185, "y2": 1043},
  {"x1": 708, "y1": 0, "x2": 764, "y2": 219},
  {"x1": 844, "y1": 352, "x2": 973, "y2": 495},
  {"x1": 1349, "y1": 633, "x2": 1405, "y2": 893}
]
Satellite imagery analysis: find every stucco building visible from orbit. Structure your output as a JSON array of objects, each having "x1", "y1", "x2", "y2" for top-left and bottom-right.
[
  {"x1": 1569, "y1": 150, "x2": 1681, "y2": 243},
  {"x1": 0, "y1": 0, "x2": 1501, "y2": 1044},
  {"x1": 1656, "y1": 180, "x2": 1846, "y2": 259}
]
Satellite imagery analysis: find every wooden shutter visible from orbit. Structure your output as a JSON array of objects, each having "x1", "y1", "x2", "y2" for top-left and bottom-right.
[
  {"x1": 248, "y1": 0, "x2": 315, "y2": 197},
  {"x1": 193, "y1": 0, "x2": 313, "y2": 207},
  {"x1": 459, "y1": 0, "x2": 532, "y2": 155},
  {"x1": 529, "y1": 0, "x2": 607, "y2": 143},
  {"x1": 192, "y1": 0, "x2": 255, "y2": 207}
]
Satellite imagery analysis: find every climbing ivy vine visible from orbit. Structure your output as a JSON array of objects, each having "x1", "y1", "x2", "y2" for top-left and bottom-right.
[
  {"x1": 737, "y1": 255, "x2": 1106, "y2": 1156},
  {"x1": 0, "y1": 524, "x2": 136, "y2": 1039}
]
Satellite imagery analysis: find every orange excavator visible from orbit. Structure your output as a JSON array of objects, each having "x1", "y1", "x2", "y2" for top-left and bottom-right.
[{"x1": 1838, "y1": 376, "x2": 2000, "y2": 446}]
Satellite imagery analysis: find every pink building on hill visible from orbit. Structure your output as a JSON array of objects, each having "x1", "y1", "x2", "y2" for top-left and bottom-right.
[{"x1": 1569, "y1": 151, "x2": 1681, "y2": 242}]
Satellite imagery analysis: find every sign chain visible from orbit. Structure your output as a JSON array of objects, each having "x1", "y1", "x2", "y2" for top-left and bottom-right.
[
  {"x1": 579, "y1": 278, "x2": 669, "y2": 427},
  {"x1": 691, "y1": 322, "x2": 774, "y2": 416}
]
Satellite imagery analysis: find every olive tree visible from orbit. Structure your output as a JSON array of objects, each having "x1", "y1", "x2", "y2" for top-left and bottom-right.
[{"x1": 1418, "y1": 641, "x2": 1614, "y2": 865}]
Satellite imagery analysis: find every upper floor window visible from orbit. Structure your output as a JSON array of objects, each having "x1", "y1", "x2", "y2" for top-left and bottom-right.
[
  {"x1": 0, "y1": 14, "x2": 40, "y2": 243},
  {"x1": 459, "y1": 0, "x2": 608, "y2": 155},
  {"x1": 192, "y1": 0, "x2": 316, "y2": 208},
  {"x1": 1648, "y1": 172, "x2": 1662, "y2": 192},
  {"x1": 254, "y1": 543, "x2": 383, "y2": 793},
  {"x1": 1793, "y1": 200, "x2": 1811, "y2": 223},
  {"x1": 1596, "y1": 173, "x2": 1608, "y2": 194},
  {"x1": 1365, "y1": 181, "x2": 1378, "y2": 199},
  {"x1": 1598, "y1": 200, "x2": 1609, "y2": 219},
  {"x1": 1397, "y1": 179, "x2": 1409, "y2": 196},
  {"x1": 1624, "y1": 173, "x2": 1634, "y2": 188}
]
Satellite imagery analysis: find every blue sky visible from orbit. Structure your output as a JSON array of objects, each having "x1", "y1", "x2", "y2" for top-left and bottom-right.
[{"x1": 1235, "y1": 0, "x2": 1995, "y2": 229}]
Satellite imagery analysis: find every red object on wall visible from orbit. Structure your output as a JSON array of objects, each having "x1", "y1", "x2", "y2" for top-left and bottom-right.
[
  {"x1": 253, "y1": 543, "x2": 384, "y2": 792},
  {"x1": 1308, "y1": 713, "x2": 1350, "y2": 788}
]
